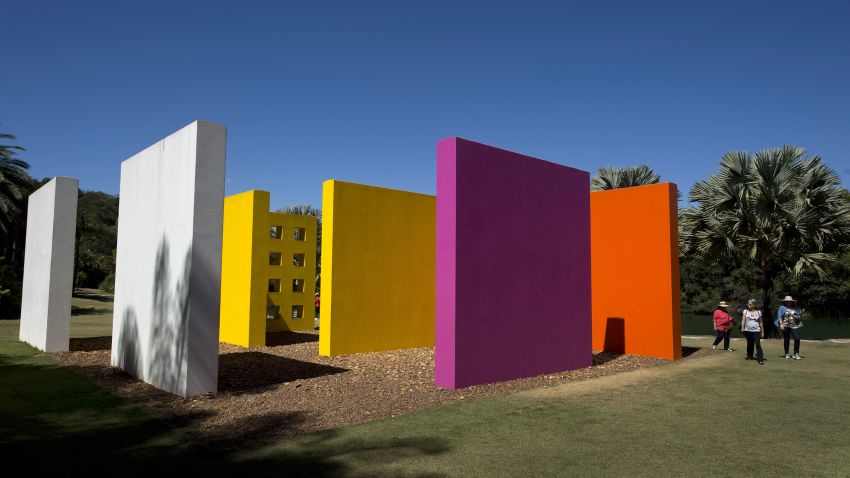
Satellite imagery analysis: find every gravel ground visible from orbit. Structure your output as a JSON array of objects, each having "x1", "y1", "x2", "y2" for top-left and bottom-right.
[{"x1": 52, "y1": 332, "x2": 711, "y2": 450}]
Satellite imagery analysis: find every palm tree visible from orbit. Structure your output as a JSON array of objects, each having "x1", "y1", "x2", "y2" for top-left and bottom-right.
[
  {"x1": 0, "y1": 131, "x2": 34, "y2": 264},
  {"x1": 680, "y1": 146, "x2": 850, "y2": 337},
  {"x1": 590, "y1": 165, "x2": 661, "y2": 191}
]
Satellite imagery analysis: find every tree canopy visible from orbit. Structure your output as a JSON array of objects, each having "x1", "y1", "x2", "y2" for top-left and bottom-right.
[
  {"x1": 590, "y1": 165, "x2": 660, "y2": 191},
  {"x1": 680, "y1": 146, "x2": 850, "y2": 332}
]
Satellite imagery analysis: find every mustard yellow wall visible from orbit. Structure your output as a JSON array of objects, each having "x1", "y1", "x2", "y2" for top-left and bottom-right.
[
  {"x1": 265, "y1": 211, "x2": 317, "y2": 333},
  {"x1": 219, "y1": 190, "x2": 318, "y2": 347},
  {"x1": 219, "y1": 190, "x2": 268, "y2": 347},
  {"x1": 319, "y1": 180, "x2": 435, "y2": 356}
]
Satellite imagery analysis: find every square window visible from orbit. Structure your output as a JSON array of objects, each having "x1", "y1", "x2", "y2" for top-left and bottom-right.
[
  {"x1": 268, "y1": 279, "x2": 281, "y2": 293},
  {"x1": 293, "y1": 253, "x2": 305, "y2": 267},
  {"x1": 293, "y1": 227, "x2": 306, "y2": 241},
  {"x1": 291, "y1": 305, "x2": 304, "y2": 319},
  {"x1": 269, "y1": 252, "x2": 282, "y2": 266},
  {"x1": 270, "y1": 226, "x2": 283, "y2": 239},
  {"x1": 266, "y1": 305, "x2": 280, "y2": 320},
  {"x1": 292, "y1": 279, "x2": 304, "y2": 292}
]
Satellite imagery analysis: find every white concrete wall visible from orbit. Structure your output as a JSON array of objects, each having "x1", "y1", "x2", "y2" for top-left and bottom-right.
[
  {"x1": 111, "y1": 121, "x2": 226, "y2": 397},
  {"x1": 19, "y1": 177, "x2": 79, "y2": 352}
]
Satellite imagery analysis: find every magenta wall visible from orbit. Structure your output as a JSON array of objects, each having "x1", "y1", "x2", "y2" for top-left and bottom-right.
[{"x1": 435, "y1": 137, "x2": 592, "y2": 389}]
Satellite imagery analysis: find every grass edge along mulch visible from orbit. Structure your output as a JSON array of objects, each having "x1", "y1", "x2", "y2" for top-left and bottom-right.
[
  {"x1": 48, "y1": 330, "x2": 714, "y2": 450},
  {"x1": 6, "y1": 331, "x2": 849, "y2": 476}
]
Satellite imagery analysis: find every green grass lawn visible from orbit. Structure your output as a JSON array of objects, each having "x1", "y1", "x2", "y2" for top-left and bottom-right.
[
  {"x1": 67, "y1": 288, "x2": 114, "y2": 337},
  {"x1": 2, "y1": 309, "x2": 849, "y2": 475}
]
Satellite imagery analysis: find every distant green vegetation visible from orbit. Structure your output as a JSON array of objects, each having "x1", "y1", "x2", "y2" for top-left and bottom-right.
[
  {"x1": 2, "y1": 126, "x2": 849, "y2": 324},
  {"x1": 74, "y1": 191, "x2": 118, "y2": 291},
  {"x1": 680, "y1": 147, "x2": 850, "y2": 331},
  {"x1": 0, "y1": 128, "x2": 119, "y2": 317},
  {"x1": 591, "y1": 157, "x2": 850, "y2": 321}
]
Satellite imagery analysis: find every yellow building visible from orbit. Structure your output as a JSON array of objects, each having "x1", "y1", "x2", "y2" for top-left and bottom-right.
[
  {"x1": 219, "y1": 190, "x2": 317, "y2": 347},
  {"x1": 320, "y1": 180, "x2": 435, "y2": 356}
]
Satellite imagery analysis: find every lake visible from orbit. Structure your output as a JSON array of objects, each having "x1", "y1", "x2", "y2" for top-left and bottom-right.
[{"x1": 681, "y1": 313, "x2": 850, "y2": 339}]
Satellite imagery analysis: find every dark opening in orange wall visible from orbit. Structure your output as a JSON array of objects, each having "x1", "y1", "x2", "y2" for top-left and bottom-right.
[{"x1": 590, "y1": 183, "x2": 681, "y2": 360}]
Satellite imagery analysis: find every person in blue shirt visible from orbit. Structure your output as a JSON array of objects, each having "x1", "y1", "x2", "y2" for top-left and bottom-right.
[{"x1": 775, "y1": 295, "x2": 803, "y2": 360}]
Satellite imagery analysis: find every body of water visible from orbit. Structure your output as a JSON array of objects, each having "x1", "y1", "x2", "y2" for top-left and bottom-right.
[{"x1": 681, "y1": 313, "x2": 850, "y2": 339}]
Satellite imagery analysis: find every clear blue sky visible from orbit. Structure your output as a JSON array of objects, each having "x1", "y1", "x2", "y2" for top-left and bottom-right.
[{"x1": 3, "y1": 0, "x2": 849, "y2": 209}]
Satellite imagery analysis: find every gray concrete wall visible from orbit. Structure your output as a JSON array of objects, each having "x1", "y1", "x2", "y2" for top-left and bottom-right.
[
  {"x1": 111, "y1": 120, "x2": 226, "y2": 397},
  {"x1": 19, "y1": 177, "x2": 79, "y2": 352}
]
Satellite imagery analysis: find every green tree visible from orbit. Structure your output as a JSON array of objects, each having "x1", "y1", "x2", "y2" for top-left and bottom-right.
[
  {"x1": 276, "y1": 204, "x2": 322, "y2": 293},
  {"x1": 680, "y1": 146, "x2": 850, "y2": 336},
  {"x1": 0, "y1": 130, "x2": 35, "y2": 317},
  {"x1": 590, "y1": 165, "x2": 660, "y2": 191},
  {"x1": 74, "y1": 191, "x2": 119, "y2": 289},
  {"x1": 0, "y1": 132, "x2": 34, "y2": 259}
]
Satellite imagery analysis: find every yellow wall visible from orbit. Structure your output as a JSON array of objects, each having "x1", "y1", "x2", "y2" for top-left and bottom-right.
[
  {"x1": 219, "y1": 190, "x2": 317, "y2": 347},
  {"x1": 220, "y1": 190, "x2": 267, "y2": 347},
  {"x1": 265, "y1": 210, "x2": 317, "y2": 333},
  {"x1": 319, "y1": 180, "x2": 435, "y2": 356}
]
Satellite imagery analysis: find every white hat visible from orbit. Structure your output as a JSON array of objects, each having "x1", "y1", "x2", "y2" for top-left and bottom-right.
[{"x1": 782, "y1": 296, "x2": 796, "y2": 303}]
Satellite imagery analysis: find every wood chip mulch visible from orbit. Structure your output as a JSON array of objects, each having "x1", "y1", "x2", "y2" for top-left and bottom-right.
[{"x1": 51, "y1": 332, "x2": 711, "y2": 450}]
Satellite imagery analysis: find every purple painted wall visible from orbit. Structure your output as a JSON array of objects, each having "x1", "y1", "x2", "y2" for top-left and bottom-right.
[{"x1": 435, "y1": 137, "x2": 592, "y2": 389}]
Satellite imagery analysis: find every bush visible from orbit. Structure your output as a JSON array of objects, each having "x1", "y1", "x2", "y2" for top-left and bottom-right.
[
  {"x1": 98, "y1": 272, "x2": 115, "y2": 293},
  {"x1": 0, "y1": 257, "x2": 23, "y2": 319}
]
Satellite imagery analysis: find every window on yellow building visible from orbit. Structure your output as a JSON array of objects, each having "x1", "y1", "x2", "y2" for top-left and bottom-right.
[
  {"x1": 270, "y1": 225, "x2": 283, "y2": 239},
  {"x1": 293, "y1": 253, "x2": 305, "y2": 267},
  {"x1": 266, "y1": 305, "x2": 280, "y2": 320},
  {"x1": 292, "y1": 279, "x2": 304, "y2": 292},
  {"x1": 268, "y1": 279, "x2": 281, "y2": 293},
  {"x1": 269, "y1": 252, "x2": 282, "y2": 266},
  {"x1": 293, "y1": 227, "x2": 306, "y2": 241},
  {"x1": 291, "y1": 305, "x2": 303, "y2": 319}
]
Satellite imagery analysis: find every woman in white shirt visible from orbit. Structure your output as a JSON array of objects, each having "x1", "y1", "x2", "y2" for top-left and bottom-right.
[{"x1": 741, "y1": 299, "x2": 764, "y2": 364}]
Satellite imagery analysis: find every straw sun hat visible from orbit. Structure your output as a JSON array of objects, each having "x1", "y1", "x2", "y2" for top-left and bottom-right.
[
  {"x1": 782, "y1": 296, "x2": 796, "y2": 303},
  {"x1": 718, "y1": 301, "x2": 730, "y2": 307}
]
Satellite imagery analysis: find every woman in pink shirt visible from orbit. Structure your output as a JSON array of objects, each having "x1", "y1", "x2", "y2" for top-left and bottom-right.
[{"x1": 712, "y1": 301, "x2": 736, "y2": 351}]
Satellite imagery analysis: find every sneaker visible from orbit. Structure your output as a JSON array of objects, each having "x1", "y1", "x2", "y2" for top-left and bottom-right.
[
  {"x1": 794, "y1": 354, "x2": 802, "y2": 360},
  {"x1": 785, "y1": 353, "x2": 791, "y2": 359},
  {"x1": 712, "y1": 345, "x2": 717, "y2": 350},
  {"x1": 726, "y1": 348, "x2": 735, "y2": 352},
  {"x1": 758, "y1": 360, "x2": 764, "y2": 365}
]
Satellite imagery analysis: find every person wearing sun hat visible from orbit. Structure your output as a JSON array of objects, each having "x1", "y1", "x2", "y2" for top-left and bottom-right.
[
  {"x1": 712, "y1": 300, "x2": 735, "y2": 351},
  {"x1": 740, "y1": 299, "x2": 764, "y2": 364},
  {"x1": 775, "y1": 295, "x2": 803, "y2": 360}
]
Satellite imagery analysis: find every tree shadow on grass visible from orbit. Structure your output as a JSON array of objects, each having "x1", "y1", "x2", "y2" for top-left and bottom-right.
[
  {"x1": 234, "y1": 428, "x2": 451, "y2": 477},
  {"x1": 71, "y1": 306, "x2": 112, "y2": 316},
  {"x1": 0, "y1": 356, "x2": 450, "y2": 476},
  {"x1": 217, "y1": 352, "x2": 347, "y2": 394},
  {"x1": 72, "y1": 290, "x2": 114, "y2": 303},
  {"x1": 69, "y1": 336, "x2": 112, "y2": 352}
]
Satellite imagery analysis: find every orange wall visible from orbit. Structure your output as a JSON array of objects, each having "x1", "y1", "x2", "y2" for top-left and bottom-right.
[{"x1": 590, "y1": 183, "x2": 681, "y2": 360}]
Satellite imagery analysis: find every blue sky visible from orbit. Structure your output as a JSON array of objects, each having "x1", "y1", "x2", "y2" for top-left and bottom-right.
[{"x1": 3, "y1": 0, "x2": 849, "y2": 209}]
